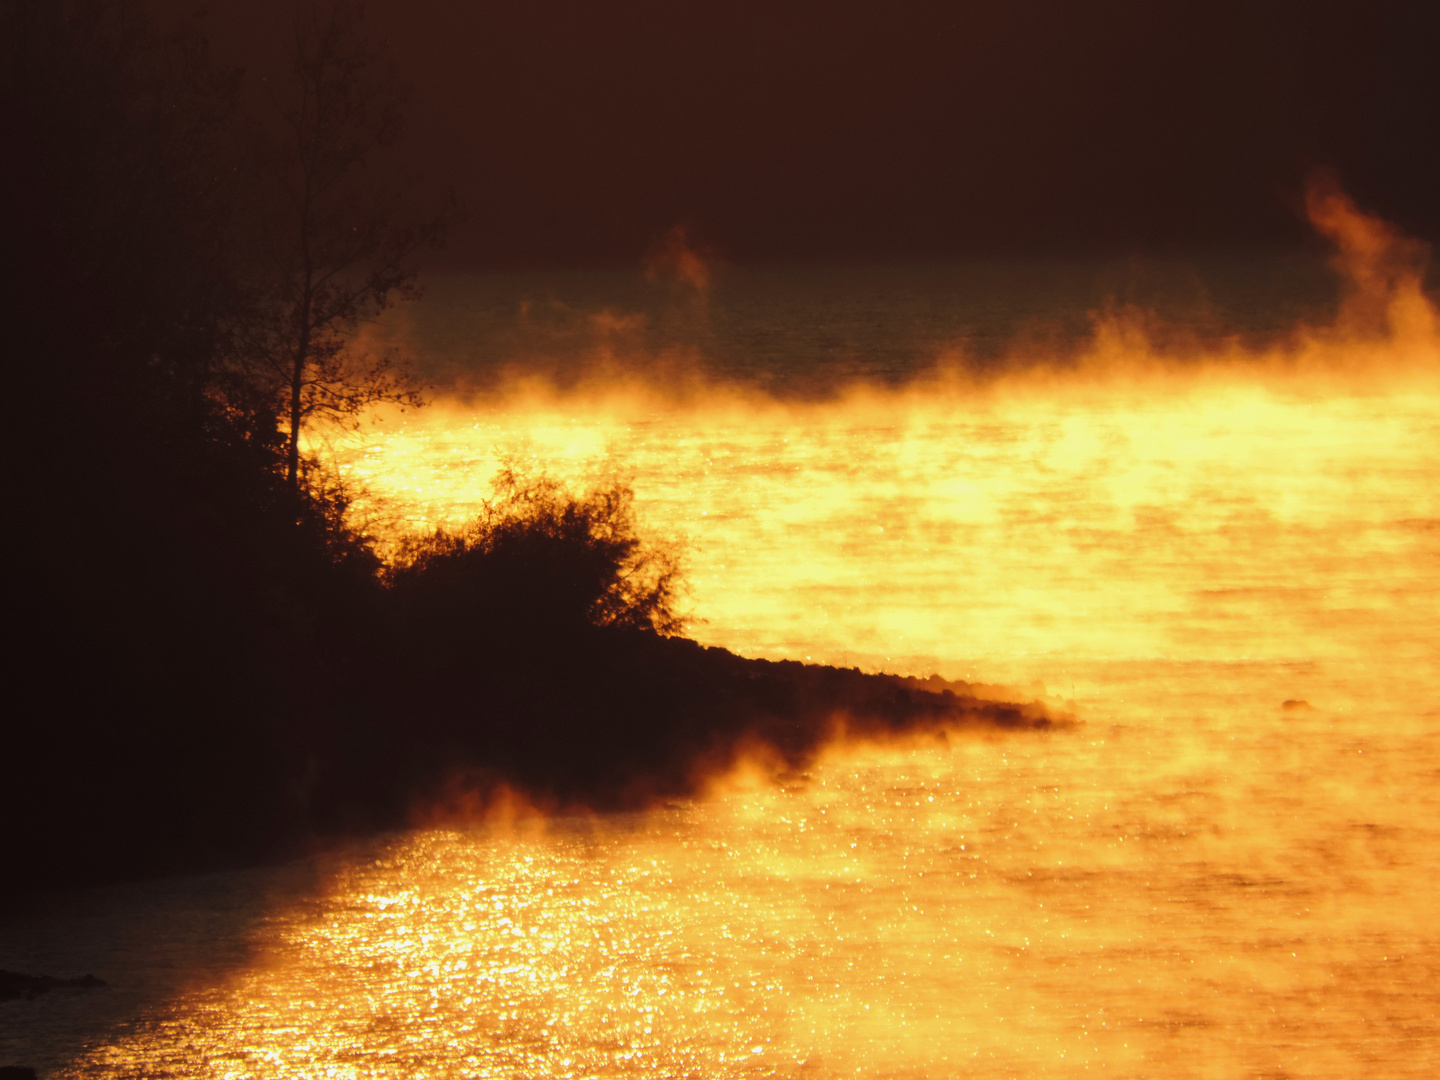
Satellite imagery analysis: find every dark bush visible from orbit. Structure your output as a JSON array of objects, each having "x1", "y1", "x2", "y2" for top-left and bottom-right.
[{"x1": 388, "y1": 469, "x2": 683, "y2": 638}]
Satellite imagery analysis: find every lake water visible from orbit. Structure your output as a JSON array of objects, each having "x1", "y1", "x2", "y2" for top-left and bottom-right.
[{"x1": 4, "y1": 248, "x2": 1438, "y2": 1077}]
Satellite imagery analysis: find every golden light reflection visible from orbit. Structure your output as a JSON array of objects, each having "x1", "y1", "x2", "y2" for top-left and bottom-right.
[
  {"x1": 338, "y1": 365, "x2": 1438, "y2": 685},
  {"x1": 61, "y1": 190, "x2": 1440, "y2": 1077}
]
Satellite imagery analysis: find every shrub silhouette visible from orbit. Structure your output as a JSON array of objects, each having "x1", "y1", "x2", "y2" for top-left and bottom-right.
[{"x1": 388, "y1": 469, "x2": 683, "y2": 638}]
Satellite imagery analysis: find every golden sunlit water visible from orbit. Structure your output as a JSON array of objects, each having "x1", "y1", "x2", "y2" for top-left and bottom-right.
[{"x1": 10, "y1": 198, "x2": 1440, "y2": 1077}]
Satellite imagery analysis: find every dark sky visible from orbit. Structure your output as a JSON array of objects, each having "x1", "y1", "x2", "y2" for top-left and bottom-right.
[{"x1": 171, "y1": 0, "x2": 1438, "y2": 269}]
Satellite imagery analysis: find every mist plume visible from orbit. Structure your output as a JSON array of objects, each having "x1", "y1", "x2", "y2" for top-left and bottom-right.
[
  {"x1": 643, "y1": 224, "x2": 714, "y2": 293},
  {"x1": 1304, "y1": 170, "x2": 1436, "y2": 346}
]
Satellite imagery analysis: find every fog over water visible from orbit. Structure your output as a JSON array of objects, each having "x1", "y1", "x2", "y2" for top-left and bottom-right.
[{"x1": 4, "y1": 219, "x2": 1439, "y2": 1075}]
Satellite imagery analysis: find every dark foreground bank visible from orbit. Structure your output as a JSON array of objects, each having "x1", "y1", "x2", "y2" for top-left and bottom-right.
[{"x1": 8, "y1": 505, "x2": 1069, "y2": 900}]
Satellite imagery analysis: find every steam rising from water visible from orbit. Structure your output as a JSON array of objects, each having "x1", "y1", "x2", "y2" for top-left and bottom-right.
[
  {"x1": 335, "y1": 188, "x2": 1437, "y2": 696},
  {"x1": 16, "y1": 188, "x2": 1440, "y2": 1077}
]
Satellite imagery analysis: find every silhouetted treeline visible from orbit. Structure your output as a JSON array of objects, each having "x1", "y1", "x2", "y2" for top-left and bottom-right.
[
  {"x1": 0, "y1": 2, "x2": 1063, "y2": 901},
  {"x1": 2, "y1": 0, "x2": 387, "y2": 892}
]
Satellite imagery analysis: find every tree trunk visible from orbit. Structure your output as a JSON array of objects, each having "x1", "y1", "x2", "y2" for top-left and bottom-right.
[{"x1": 287, "y1": 319, "x2": 309, "y2": 489}]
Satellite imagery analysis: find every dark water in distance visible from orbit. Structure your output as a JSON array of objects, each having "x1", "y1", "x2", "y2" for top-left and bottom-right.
[{"x1": 400, "y1": 251, "x2": 1341, "y2": 393}]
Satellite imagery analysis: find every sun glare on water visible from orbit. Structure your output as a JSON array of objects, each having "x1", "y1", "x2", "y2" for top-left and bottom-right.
[{"x1": 61, "y1": 191, "x2": 1440, "y2": 1076}]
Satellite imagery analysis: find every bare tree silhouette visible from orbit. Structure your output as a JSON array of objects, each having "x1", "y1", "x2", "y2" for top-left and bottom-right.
[{"x1": 246, "y1": 0, "x2": 448, "y2": 489}]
